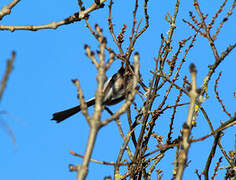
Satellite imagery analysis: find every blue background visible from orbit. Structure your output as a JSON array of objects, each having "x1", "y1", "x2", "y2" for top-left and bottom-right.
[{"x1": 0, "y1": 0, "x2": 235, "y2": 179}]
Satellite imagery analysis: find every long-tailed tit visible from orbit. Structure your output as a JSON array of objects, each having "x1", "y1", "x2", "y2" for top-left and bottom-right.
[{"x1": 51, "y1": 66, "x2": 137, "y2": 123}]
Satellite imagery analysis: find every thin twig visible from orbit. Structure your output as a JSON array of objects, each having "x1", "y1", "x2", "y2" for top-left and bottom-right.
[
  {"x1": 114, "y1": 128, "x2": 135, "y2": 178},
  {"x1": 69, "y1": 150, "x2": 127, "y2": 166},
  {"x1": 0, "y1": 0, "x2": 108, "y2": 31},
  {"x1": 72, "y1": 79, "x2": 91, "y2": 123},
  {"x1": 129, "y1": 1, "x2": 180, "y2": 177},
  {"x1": 107, "y1": 0, "x2": 124, "y2": 56},
  {"x1": 192, "y1": 116, "x2": 236, "y2": 145},
  {"x1": 203, "y1": 132, "x2": 222, "y2": 180},
  {"x1": 211, "y1": 156, "x2": 223, "y2": 180},
  {"x1": 166, "y1": 80, "x2": 186, "y2": 144},
  {"x1": 194, "y1": 0, "x2": 220, "y2": 61},
  {"x1": 104, "y1": 107, "x2": 134, "y2": 160},
  {"x1": 213, "y1": 0, "x2": 236, "y2": 40},
  {"x1": 208, "y1": 0, "x2": 227, "y2": 33},
  {"x1": 0, "y1": 51, "x2": 16, "y2": 102},
  {"x1": 214, "y1": 72, "x2": 232, "y2": 118}
]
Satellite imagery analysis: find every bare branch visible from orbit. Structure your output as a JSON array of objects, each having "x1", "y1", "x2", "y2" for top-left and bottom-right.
[
  {"x1": 0, "y1": 0, "x2": 108, "y2": 31},
  {"x1": 214, "y1": 72, "x2": 232, "y2": 118},
  {"x1": 0, "y1": 51, "x2": 16, "y2": 102},
  {"x1": 69, "y1": 150, "x2": 127, "y2": 166},
  {"x1": 194, "y1": 0, "x2": 220, "y2": 60},
  {"x1": 203, "y1": 132, "x2": 222, "y2": 180},
  {"x1": 176, "y1": 63, "x2": 199, "y2": 179},
  {"x1": 0, "y1": 0, "x2": 20, "y2": 21},
  {"x1": 213, "y1": 0, "x2": 236, "y2": 40},
  {"x1": 72, "y1": 79, "x2": 91, "y2": 123},
  {"x1": 211, "y1": 156, "x2": 223, "y2": 180}
]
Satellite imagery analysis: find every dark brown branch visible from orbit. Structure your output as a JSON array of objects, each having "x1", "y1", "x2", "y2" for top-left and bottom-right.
[
  {"x1": 203, "y1": 132, "x2": 222, "y2": 180},
  {"x1": 208, "y1": 0, "x2": 227, "y2": 33},
  {"x1": 213, "y1": 0, "x2": 236, "y2": 40},
  {"x1": 194, "y1": 0, "x2": 220, "y2": 60},
  {"x1": 192, "y1": 116, "x2": 236, "y2": 144},
  {"x1": 214, "y1": 72, "x2": 232, "y2": 118},
  {"x1": 211, "y1": 156, "x2": 223, "y2": 180}
]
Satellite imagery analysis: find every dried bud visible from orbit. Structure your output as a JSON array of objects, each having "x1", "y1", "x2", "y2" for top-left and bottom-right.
[
  {"x1": 161, "y1": 33, "x2": 164, "y2": 39},
  {"x1": 186, "y1": 86, "x2": 191, "y2": 92},
  {"x1": 134, "y1": 52, "x2": 140, "y2": 64},
  {"x1": 109, "y1": 50, "x2": 115, "y2": 56},
  {"x1": 84, "y1": 44, "x2": 88, "y2": 49},
  {"x1": 71, "y1": 79, "x2": 78, "y2": 84},
  {"x1": 91, "y1": 51, "x2": 95, "y2": 56},
  {"x1": 12, "y1": 51, "x2": 16, "y2": 57},
  {"x1": 183, "y1": 122, "x2": 190, "y2": 129},
  {"x1": 196, "y1": 88, "x2": 202, "y2": 94},
  {"x1": 94, "y1": 0, "x2": 100, "y2": 5},
  {"x1": 189, "y1": 63, "x2": 197, "y2": 73},
  {"x1": 99, "y1": 3, "x2": 105, "y2": 8},
  {"x1": 96, "y1": 50, "x2": 101, "y2": 55},
  {"x1": 68, "y1": 164, "x2": 79, "y2": 172},
  {"x1": 104, "y1": 176, "x2": 112, "y2": 180},
  {"x1": 223, "y1": 17, "x2": 228, "y2": 22},
  {"x1": 101, "y1": 37, "x2": 107, "y2": 44},
  {"x1": 134, "y1": 52, "x2": 139, "y2": 56}
]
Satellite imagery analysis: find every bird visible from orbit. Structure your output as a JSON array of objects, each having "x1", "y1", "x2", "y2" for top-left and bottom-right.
[{"x1": 51, "y1": 65, "x2": 137, "y2": 123}]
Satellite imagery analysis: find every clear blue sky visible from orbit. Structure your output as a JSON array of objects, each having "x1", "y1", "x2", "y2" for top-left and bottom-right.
[{"x1": 0, "y1": 0, "x2": 235, "y2": 179}]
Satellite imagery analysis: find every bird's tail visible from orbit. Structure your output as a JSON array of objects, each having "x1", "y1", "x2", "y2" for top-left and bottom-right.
[{"x1": 51, "y1": 98, "x2": 95, "y2": 123}]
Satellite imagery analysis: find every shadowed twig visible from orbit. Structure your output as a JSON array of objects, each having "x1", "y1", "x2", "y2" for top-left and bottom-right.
[{"x1": 0, "y1": 51, "x2": 16, "y2": 102}]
